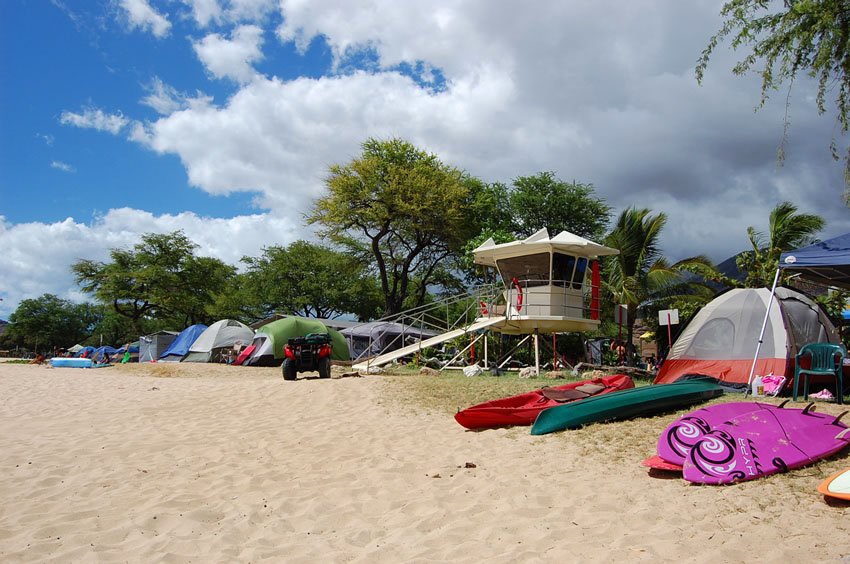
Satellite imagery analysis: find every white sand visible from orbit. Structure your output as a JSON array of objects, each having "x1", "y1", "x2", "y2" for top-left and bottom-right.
[{"x1": 1, "y1": 362, "x2": 848, "y2": 563}]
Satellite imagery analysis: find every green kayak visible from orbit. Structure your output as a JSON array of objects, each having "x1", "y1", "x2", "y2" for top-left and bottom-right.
[{"x1": 530, "y1": 378, "x2": 724, "y2": 435}]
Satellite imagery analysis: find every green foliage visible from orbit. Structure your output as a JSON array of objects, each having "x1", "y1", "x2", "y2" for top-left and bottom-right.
[
  {"x1": 72, "y1": 231, "x2": 236, "y2": 331},
  {"x1": 696, "y1": 0, "x2": 850, "y2": 191},
  {"x1": 508, "y1": 172, "x2": 612, "y2": 240},
  {"x1": 309, "y1": 137, "x2": 481, "y2": 315},
  {"x1": 239, "y1": 240, "x2": 384, "y2": 321},
  {"x1": 735, "y1": 201, "x2": 825, "y2": 287},
  {"x1": 604, "y1": 207, "x2": 720, "y2": 363},
  {"x1": 6, "y1": 295, "x2": 100, "y2": 352}
]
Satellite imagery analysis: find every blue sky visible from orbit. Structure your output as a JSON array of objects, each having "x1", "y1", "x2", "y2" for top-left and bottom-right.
[{"x1": 2, "y1": 0, "x2": 849, "y2": 320}]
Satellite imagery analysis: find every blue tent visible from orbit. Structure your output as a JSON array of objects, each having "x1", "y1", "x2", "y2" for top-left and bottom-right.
[
  {"x1": 159, "y1": 324, "x2": 208, "y2": 362},
  {"x1": 780, "y1": 232, "x2": 850, "y2": 290},
  {"x1": 92, "y1": 345, "x2": 121, "y2": 363}
]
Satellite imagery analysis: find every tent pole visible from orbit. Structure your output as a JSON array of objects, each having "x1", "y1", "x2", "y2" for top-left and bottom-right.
[{"x1": 746, "y1": 267, "x2": 781, "y2": 397}]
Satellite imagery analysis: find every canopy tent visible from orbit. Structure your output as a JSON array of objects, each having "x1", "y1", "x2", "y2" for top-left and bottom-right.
[
  {"x1": 159, "y1": 324, "x2": 207, "y2": 362},
  {"x1": 245, "y1": 317, "x2": 349, "y2": 366},
  {"x1": 779, "y1": 232, "x2": 850, "y2": 290},
  {"x1": 67, "y1": 344, "x2": 84, "y2": 354},
  {"x1": 745, "y1": 232, "x2": 850, "y2": 390},
  {"x1": 183, "y1": 320, "x2": 254, "y2": 363},
  {"x1": 341, "y1": 321, "x2": 439, "y2": 361}
]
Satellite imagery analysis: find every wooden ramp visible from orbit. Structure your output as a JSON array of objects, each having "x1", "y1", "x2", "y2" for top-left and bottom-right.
[{"x1": 352, "y1": 316, "x2": 507, "y2": 371}]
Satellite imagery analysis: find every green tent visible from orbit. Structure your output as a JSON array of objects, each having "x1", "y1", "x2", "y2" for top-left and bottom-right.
[{"x1": 247, "y1": 317, "x2": 350, "y2": 365}]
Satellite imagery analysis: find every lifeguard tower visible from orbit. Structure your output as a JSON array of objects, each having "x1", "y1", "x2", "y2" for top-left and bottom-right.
[{"x1": 351, "y1": 228, "x2": 619, "y2": 372}]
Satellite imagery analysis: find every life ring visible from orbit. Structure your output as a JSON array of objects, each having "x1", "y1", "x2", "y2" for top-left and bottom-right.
[
  {"x1": 512, "y1": 277, "x2": 523, "y2": 312},
  {"x1": 480, "y1": 301, "x2": 489, "y2": 315}
]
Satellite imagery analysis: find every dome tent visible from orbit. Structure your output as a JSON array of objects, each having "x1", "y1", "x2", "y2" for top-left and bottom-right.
[
  {"x1": 654, "y1": 287, "x2": 839, "y2": 391},
  {"x1": 182, "y1": 320, "x2": 254, "y2": 363},
  {"x1": 159, "y1": 324, "x2": 208, "y2": 362},
  {"x1": 245, "y1": 317, "x2": 349, "y2": 365}
]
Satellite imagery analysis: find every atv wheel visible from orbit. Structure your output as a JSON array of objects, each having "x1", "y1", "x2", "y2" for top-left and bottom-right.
[
  {"x1": 282, "y1": 359, "x2": 297, "y2": 381},
  {"x1": 318, "y1": 357, "x2": 331, "y2": 379}
]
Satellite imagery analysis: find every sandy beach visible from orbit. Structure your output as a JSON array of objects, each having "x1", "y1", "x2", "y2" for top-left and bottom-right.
[{"x1": 1, "y1": 362, "x2": 848, "y2": 563}]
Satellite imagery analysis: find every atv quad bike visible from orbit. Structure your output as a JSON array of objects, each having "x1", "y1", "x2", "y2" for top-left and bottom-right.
[{"x1": 282, "y1": 332, "x2": 332, "y2": 380}]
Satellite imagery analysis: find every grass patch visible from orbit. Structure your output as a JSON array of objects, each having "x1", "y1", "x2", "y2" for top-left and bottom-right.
[{"x1": 380, "y1": 366, "x2": 632, "y2": 415}]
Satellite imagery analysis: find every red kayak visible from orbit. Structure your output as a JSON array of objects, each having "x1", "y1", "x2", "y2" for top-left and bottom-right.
[{"x1": 454, "y1": 374, "x2": 634, "y2": 430}]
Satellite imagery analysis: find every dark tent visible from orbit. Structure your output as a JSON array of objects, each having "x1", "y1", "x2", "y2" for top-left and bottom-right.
[
  {"x1": 139, "y1": 330, "x2": 178, "y2": 362},
  {"x1": 159, "y1": 324, "x2": 208, "y2": 362},
  {"x1": 341, "y1": 321, "x2": 439, "y2": 361}
]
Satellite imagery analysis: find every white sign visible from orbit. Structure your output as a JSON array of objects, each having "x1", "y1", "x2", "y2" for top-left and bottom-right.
[
  {"x1": 615, "y1": 304, "x2": 628, "y2": 325},
  {"x1": 658, "y1": 309, "x2": 679, "y2": 326}
]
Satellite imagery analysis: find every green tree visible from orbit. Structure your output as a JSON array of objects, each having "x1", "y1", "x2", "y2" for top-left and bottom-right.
[
  {"x1": 240, "y1": 241, "x2": 384, "y2": 320},
  {"x1": 508, "y1": 172, "x2": 612, "y2": 240},
  {"x1": 736, "y1": 201, "x2": 825, "y2": 287},
  {"x1": 696, "y1": 0, "x2": 850, "y2": 192},
  {"x1": 6, "y1": 295, "x2": 99, "y2": 352},
  {"x1": 309, "y1": 138, "x2": 481, "y2": 316},
  {"x1": 604, "y1": 208, "x2": 719, "y2": 364},
  {"x1": 72, "y1": 231, "x2": 236, "y2": 331}
]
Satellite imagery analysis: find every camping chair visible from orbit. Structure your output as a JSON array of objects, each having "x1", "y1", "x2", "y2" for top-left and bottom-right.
[{"x1": 794, "y1": 343, "x2": 846, "y2": 404}]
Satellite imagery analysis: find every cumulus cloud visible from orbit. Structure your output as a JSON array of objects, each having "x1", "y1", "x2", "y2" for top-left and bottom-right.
[
  {"x1": 50, "y1": 161, "x2": 75, "y2": 173},
  {"x1": 0, "y1": 210, "x2": 302, "y2": 320},
  {"x1": 60, "y1": 107, "x2": 129, "y2": 134},
  {"x1": 192, "y1": 24, "x2": 264, "y2": 83},
  {"x1": 118, "y1": 0, "x2": 171, "y2": 38}
]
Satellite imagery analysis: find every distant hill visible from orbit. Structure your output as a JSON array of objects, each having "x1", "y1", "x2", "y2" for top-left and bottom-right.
[{"x1": 715, "y1": 253, "x2": 746, "y2": 283}]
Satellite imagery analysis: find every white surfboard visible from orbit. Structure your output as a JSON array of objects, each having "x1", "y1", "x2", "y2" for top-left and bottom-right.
[{"x1": 818, "y1": 467, "x2": 850, "y2": 500}]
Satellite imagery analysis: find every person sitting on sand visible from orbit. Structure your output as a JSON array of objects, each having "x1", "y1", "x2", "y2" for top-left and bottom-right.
[{"x1": 29, "y1": 354, "x2": 46, "y2": 365}]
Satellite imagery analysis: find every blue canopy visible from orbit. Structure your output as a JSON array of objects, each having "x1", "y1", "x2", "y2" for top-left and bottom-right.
[
  {"x1": 159, "y1": 323, "x2": 208, "y2": 361},
  {"x1": 779, "y1": 232, "x2": 850, "y2": 290}
]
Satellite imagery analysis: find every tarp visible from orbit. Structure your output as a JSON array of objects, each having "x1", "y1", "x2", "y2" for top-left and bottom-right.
[
  {"x1": 654, "y1": 287, "x2": 839, "y2": 390},
  {"x1": 246, "y1": 317, "x2": 349, "y2": 365},
  {"x1": 183, "y1": 319, "x2": 254, "y2": 363},
  {"x1": 159, "y1": 323, "x2": 208, "y2": 362},
  {"x1": 780, "y1": 232, "x2": 850, "y2": 289},
  {"x1": 341, "y1": 321, "x2": 439, "y2": 360}
]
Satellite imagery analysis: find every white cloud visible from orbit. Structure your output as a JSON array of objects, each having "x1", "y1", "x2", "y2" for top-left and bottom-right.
[
  {"x1": 182, "y1": 0, "x2": 222, "y2": 27},
  {"x1": 118, "y1": 0, "x2": 171, "y2": 38},
  {"x1": 60, "y1": 107, "x2": 129, "y2": 134},
  {"x1": 0, "y1": 210, "x2": 302, "y2": 320},
  {"x1": 140, "y1": 77, "x2": 189, "y2": 115},
  {"x1": 192, "y1": 24, "x2": 265, "y2": 83},
  {"x1": 50, "y1": 161, "x2": 75, "y2": 173}
]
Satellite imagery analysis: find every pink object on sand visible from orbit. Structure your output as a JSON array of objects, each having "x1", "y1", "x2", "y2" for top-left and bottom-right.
[
  {"x1": 683, "y1": 404, "x2": 850, "y2": 484},
  {"x1": 656, "y1": 402, "x2": 780, "y2": 467}
]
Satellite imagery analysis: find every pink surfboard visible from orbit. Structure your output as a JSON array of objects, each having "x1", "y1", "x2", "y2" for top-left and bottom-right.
[
  {"x1": 657, "y1": 401, "x2": 787, "y2": 466},
  {"x1": 683, "y1": 405, "x2": 850, "y2": 484}
]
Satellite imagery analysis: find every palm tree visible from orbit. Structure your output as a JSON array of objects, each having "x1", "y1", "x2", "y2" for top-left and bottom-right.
[
  {"x1": 737, "y1": 201, "x2": 825, "y2": 288},
  {"x1": 604, "y1": 207, "x2": 719, "y2": 365}
]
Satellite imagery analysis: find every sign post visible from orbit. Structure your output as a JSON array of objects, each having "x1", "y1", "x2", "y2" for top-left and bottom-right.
[{"x1": 658, "y1": 309, "x2": 680, "y2": 354}]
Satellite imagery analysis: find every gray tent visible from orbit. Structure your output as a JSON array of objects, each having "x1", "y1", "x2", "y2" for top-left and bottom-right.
[
  {"x1": 183, "y1": 319, "x2": 254, "y2": 363},
  {"x1": 138, "y1": 330, "x2": 179, "y2": 362},
  {"x1": 341, "y1": 321, "x2": 439, "y2": 361}
]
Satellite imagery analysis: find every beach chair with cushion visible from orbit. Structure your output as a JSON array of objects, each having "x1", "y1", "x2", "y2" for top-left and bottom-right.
[{"x1": 793, "y1": 343, "x2": 846, "y2": 404}]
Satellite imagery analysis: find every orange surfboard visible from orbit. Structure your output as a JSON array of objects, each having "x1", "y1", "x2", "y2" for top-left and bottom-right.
[{"x1": 818, "y1": 467, "x2": 850, "y2": 501}]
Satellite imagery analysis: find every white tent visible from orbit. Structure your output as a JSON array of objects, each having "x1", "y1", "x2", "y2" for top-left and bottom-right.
[{"x1": 182, "y1": 319, "x2": 254, "y2": 363}]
